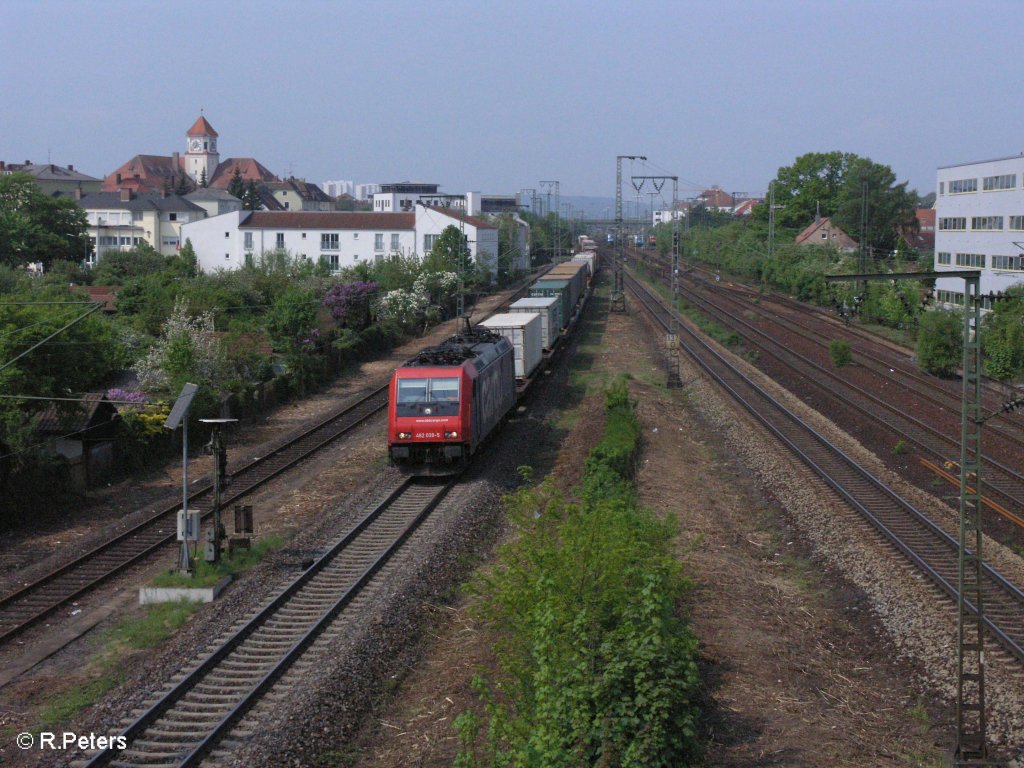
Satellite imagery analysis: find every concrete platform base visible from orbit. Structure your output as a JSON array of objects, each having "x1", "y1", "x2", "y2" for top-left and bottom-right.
[{"x1": 139, "y1": 575, "x2": 232, "y2": 605}]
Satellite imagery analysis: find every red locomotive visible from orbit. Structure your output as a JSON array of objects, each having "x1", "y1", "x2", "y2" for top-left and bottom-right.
[{"x1": 387, "y1": 327, "x2": 516, "y2": 475}]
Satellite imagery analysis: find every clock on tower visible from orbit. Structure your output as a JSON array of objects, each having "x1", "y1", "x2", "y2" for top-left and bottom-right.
[{"x1": 188, "y1": 138, "x2": 202, "y2": 153}]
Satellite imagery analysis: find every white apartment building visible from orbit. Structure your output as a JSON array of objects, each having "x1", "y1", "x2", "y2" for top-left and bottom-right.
[
  {"x1": 321, "y1": 179, "x2": 354, "y2": 198},
  {"x1": 935, "y1": 154, "x2": 1024, "y2": 308},
  {"x1": 653, "y1": 209, "x2": 685, "y2": 225},
  {"x1": 182, "y1": 211, "x2": 416, "y2": 273},
  {"x1": 181, "y1": 204, "x2": 508, "y2": 277}
]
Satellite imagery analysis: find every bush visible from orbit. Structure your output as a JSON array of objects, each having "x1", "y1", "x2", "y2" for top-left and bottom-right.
[
  {"x1": 917, "y1": 309, "x2": 963, "y2": 377},
  {"x1": 829, "y1": 339, "x2": 852, "y2": 367},
  {"x1": 461, "y1": 379, "x2": 702, "y2": 766}
]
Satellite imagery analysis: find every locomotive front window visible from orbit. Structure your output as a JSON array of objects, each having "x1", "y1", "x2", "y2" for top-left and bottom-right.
[{"x1": 396, "y1": 377, "x2": 460, "y2": 417}]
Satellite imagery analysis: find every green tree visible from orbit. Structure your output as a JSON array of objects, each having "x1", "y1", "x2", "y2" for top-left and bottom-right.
[
  {"x1": 90, "y1": 244, "x2": 166, "y2": 286},
  {"x1": 756, "y1": 152, "x2": 918, "y2": 255},
  {"x1": 227, "y1": 166, "x2": 245, "y2": 200},
  {"x1": 423, "y1": 225, "x2": 473, "y2": 278},
  {"x1": 198, "y1": 168, "x2": 208, "y2": 188},
  {"x1": 917, "y1": 309, "x2": 963, "y2": 377},
  {"x1": 174, "y1": 173, "x2": 191, "y2": 196},
  {"x1": 982, "y1": 288, "x2": 1024, "y2": 381},
  {"x1": 0, "y1": 172, "x2": 90, "y2": 267},
  {"x1": 242, "y1": 180, "x2": 261, "y2": 211}
]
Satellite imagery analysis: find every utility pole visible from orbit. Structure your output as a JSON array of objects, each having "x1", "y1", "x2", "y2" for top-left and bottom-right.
[
  {"x1": 635, "y1": 175, "x2": 679, "y2": 385},
  {"x1": 541, "y1": 180, "x2": 560, "y2": 262},
  {"x1": 613, "y1": 155, "x2": 646, "y2": 311},
  {"x1": 826, "y1": 270, "x2": 996, "y2": 767}
]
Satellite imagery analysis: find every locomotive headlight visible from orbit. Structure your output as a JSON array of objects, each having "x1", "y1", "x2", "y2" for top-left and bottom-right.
[
  {"x1": 444, "y1": 431, "x2": 459, "y2": 439},
  {"x1": 397, "y1": 432, "x2": 412, "y2": 439}
]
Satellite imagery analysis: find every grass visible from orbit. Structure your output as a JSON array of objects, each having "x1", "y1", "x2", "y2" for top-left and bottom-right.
[
  {"x1": 151, "y1": 533, "x2": 285, "y2": 588},
  {"x1": 36, "y1": 671, "x2": 123, "y2": 728},
  {"x1": 112, "y1": 600, "x2": 201, "y2": 650}
]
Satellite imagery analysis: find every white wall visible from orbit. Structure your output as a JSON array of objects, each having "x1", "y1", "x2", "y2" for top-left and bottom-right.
[
  {"x1": 181, "y1": 211, "x2": 247, "y2": 272},
  {"x1": 181, "y1": 212, "x2": 417, "y2": 274},
  {"x1": 935, "y1": 155, "x2": 1024, "y2": 299},
  {"x1": 415, "y1": 204, "x2": 498, "y2": 276}
]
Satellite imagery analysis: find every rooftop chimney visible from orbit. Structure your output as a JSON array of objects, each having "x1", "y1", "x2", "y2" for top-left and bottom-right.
[{"x1": 68, "y1": 164, "x2": 74, "y2": 171}]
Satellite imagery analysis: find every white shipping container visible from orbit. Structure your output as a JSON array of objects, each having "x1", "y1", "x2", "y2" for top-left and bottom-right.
[
  {"x1": 508, "y1": 297, "x2": 561, "y2": 349},
  {"x1": 571, "y1": 254, "x2": 594, "y2": 276},
  {"x1": 480, "y1": 312, "x2": 543, "y2": 379}
]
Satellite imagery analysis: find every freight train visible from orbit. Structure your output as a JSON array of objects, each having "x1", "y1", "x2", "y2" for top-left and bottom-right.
[{"x1": 387, "y1": 249, "x2": 598, "y2": 475}]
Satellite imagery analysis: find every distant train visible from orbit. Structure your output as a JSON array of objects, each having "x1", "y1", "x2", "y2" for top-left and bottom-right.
[{"x1": 387, "y1": 250, "x2": 598, "y2": 475}]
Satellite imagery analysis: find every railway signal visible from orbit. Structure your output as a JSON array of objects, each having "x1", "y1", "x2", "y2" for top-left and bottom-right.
[{"x1": 200, "y1": 418, "x2": 237, "y2": 564}]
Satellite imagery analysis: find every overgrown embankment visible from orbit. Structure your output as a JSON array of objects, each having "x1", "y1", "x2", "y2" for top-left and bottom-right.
[{"x1": 456, "y1": 376, "x2": 702, "y2": 767}]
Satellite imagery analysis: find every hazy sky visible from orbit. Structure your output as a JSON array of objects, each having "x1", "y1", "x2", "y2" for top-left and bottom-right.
[{"x1": 3, "y1": 0, "x2": 1021, "y2": 204}]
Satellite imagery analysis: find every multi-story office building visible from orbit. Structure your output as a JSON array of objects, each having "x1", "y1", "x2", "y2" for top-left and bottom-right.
[{"x1": 935, "y1": 154, "x2": 1024, "y2": 308}]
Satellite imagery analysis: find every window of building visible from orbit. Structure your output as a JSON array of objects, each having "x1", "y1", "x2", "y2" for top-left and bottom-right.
[
  {"x1": 225, "y1": 231, "x2": 230, "y2": 238},
  {"x1": 983, "y1": 174, "x2": 1016, "y2": 191},
  {"x1": 374, "y1": 233, "x2": 384, "y2": 251},
  {"x1": 938, "y1": 217, "x2": 966, "y2": 231},
  {"x1": 937, "y1": 289, "x2": 964, "y2": 306},
  {"x1": 949, "y1": 178, "x2": 978, "y2": 194},
  {"x1": 424, "y1": 234, "x2": 439, "y2": 253},
  {"x1": 321, "y1": 233, "x2": 340, "y2": 250},
  {"x1": 391, "y1": 233, "x2": 400, "y2": 251},
  {"x1": 937, "y1": 252, "x2": 951, "y2": 265},
  {"x1": 327, "y1": 253, "x2": 340, "y2": 272},
  {"x1": 992, "y1": 254, "x2": 1024, "y2": 271},
  {"x1": 971, "y1": 216, "x2": 1003, "y2": 230},
  {"x1": 169, "y1": 212, "x2": 177, "y2": 221},
  {"x1": 939, "y1": 182, "x2": 944, "y2": 195},
  {"x1": 955, "y1": 252, "x2": 985, "y2": 268},
  {"x1": 302, "y1": 232, "x2": 307, "y2": 239},
  {"x1": 225, "y1": 253, "x2": 230, "y2": 260},
  {"x1": 276, "y1": 233, "x2": 285, "y2": 249},
  {"x1": 1009, "y1": 216, "x2": 1024, "y2": 231},
  {"x1": 244, "y1": 232, "x2": 253, "y2": 250}
]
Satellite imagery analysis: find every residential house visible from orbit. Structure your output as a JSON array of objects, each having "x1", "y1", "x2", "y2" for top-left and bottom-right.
[
  {"x1": 794, "y1": 217, "x2": 858, "y2": 253},
  {"x1": 1, "y1": 161, "x2": 102, "y2": 197},
  {"x1": 76, "y1": 190, "x2": 207, "y2": 260}
]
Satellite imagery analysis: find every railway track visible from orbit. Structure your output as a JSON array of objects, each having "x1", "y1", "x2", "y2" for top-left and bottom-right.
[
  {"x1": 625, "y1": 271, "x2": 1024, "y2": 665},
  {"x1": 634, "y1": 247, "x2": 1024, "y2": 442},
  {"x1": 80, "y1": 476, "x2": 452, "y2": 767},
  {"x1": 0, "y1": 385, "x2": 389, "y2": 648},
  {"x1": 627, "y1": 260, "x2": 1024, "y2": 518}
]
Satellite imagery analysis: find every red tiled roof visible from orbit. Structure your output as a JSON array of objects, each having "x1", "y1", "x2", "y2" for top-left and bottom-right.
[
  {"x1": 209, "y1": 158, "x2": 280, "y2": 188},
  {"x1": 699, "y1": 187, "x2": 735, "y2": 208},
  {"x1": 241, "y1": 212, "x2": 415, "y2": 230},
  {"x1": 102, "y1": 154, "x2": 188, "y2": 193},
  {"x1": 73, "y1": 285, "x2": 117, "y2": 312},
  {"x1": 187, "y1": 115, "x2": 219, "y2": 137},
  {"x1": 795, "y1": 217, "x2": 858, "y2": 249}
]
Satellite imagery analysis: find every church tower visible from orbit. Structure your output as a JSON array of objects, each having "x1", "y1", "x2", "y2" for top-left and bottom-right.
[{"x1": 184, "y1": 115, "x2": 220, "y2": 184}]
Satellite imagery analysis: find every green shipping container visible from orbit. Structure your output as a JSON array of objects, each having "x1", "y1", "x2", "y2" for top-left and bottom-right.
[{"x1": 529, "y1": 279, "x2": 572, "y2": 328}]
